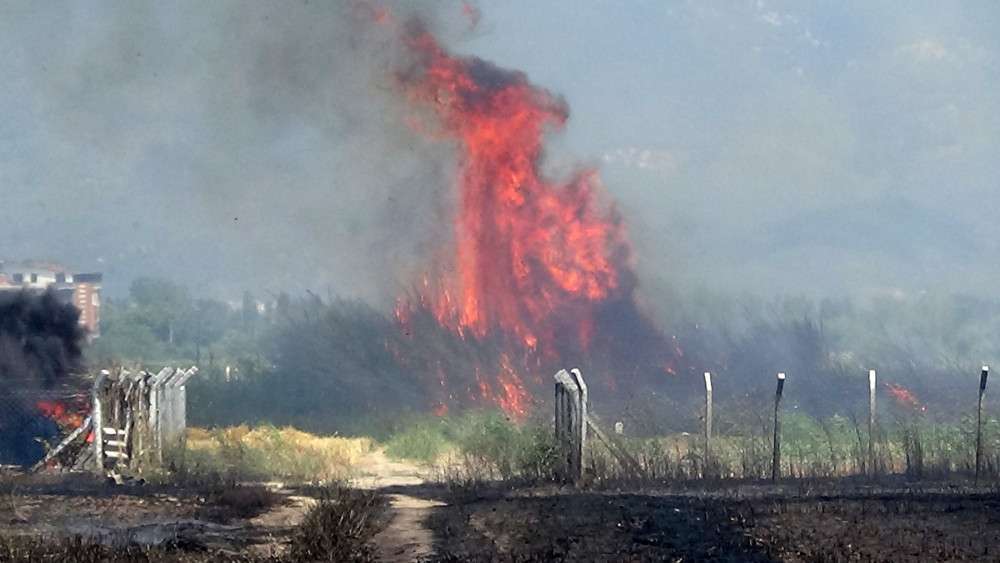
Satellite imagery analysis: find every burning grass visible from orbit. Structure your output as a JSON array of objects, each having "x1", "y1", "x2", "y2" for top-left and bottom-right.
[{"x1": 184, "y1": 425, "x2": 373, "y2": 483}]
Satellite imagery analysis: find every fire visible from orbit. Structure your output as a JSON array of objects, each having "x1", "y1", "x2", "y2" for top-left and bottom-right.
[
  {"x1": 35, "y1": 398, "x2": 93, "y2": 443},
  {"x1": 35, "y1": 400, "x2": 86, "y2": 430},
  {"x1": 378, "y1": 8, "x2": 681, "y2": 418},
  {"x1": 398, "y1": 26, "x2": 628, "y2": 356},
  {"x1": 885, "y1": 383, "x2": 925, "y2": 412}
]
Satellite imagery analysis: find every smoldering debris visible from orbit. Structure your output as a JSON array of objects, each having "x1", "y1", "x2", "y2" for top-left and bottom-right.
[{"x1": 0, "y1": 289, "x2": 85, "y2": 465}]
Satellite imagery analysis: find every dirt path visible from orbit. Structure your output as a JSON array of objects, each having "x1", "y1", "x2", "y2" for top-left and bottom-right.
[{"x1": 352, "y1": 449, "x2": 444, "y2": 562}]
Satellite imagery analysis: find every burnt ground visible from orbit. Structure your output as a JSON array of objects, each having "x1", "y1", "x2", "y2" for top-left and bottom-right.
[
  {"x1": 5, "y1": 464, "x2": 1000, "y2": 561},
  {"x1": 402, "y1": 480, "x2": 1000, "y2": 562},
  {"x1": 0, "y1": 470, "x2": 315, "y2": 558}
]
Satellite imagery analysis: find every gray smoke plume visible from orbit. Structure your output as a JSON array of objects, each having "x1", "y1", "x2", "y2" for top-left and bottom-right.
[{"x1": 0, "y1": 1, "x2": 472, "y2": 300}]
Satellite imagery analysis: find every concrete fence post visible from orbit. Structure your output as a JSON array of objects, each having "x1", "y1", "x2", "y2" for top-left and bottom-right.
[
  {"x1": 868, "y1": 369, "x2": 877, "y2": 476},
  {"x1": 704, "y1": 372, "x2": 713, "y2": 477}
]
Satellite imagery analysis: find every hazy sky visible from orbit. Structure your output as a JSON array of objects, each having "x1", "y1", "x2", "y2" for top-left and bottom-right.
[{"x1": 2, "y1": 1, "x2": 998, "y2": 303}]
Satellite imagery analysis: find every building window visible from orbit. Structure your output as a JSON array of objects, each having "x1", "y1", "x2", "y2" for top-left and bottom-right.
[
  {"x1": 55, "y1": 273, "x2": 66, "y2": 284},
  {"x1": 12, "y1": 273, "x2": 23, "y2": 284},
  {"x1": 30, "y1": 273, "x2": 37, "y2": 283}
]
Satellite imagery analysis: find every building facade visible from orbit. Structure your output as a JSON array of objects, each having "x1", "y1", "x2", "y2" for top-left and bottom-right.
[{"x1": 0, "y1": 261, "x2": 103, "y2": 339}]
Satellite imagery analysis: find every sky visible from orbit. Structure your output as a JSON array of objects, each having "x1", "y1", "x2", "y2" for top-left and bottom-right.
[{"x1": 1, "y1": 1, "x2": 998, "y2": 305}]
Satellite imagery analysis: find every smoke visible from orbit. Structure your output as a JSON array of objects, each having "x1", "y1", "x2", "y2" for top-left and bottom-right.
[
  {"x1": 0, "y1": 290, "x2": 85, "y2": 465},
  {"x1": 0, "y1": 1, "x2": 474, "y2": 300}
]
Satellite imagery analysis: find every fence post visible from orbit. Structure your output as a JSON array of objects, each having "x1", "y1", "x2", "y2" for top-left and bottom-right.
[
  {"x1": 976, "y1": 365, "x2": 989, "y2": 484},
  {"x1": 92, "y1": 371, "x2": 107, "y2": 471},
  {"x1": 772, "y1": 372, "x2": 786, "y2": 482},
  {"x1": 868, "y1": 369, "x2": 877, "y2": 476},
  {"x1": 553, "y1": 369, "x2": 586, "y2": 484},
  {"x1": 704, "y1": 372, "x2": 713, "y2": 477},
  {"x1": 570, "y1": 368, "x2": 588, "y2": 482}
]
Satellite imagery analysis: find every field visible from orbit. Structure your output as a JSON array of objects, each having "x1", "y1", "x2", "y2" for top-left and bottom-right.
[
  {"x1": 422, "y1": 481, "x2": 1000, "y2": 561},
  {"x1": 4, "y1": 417, "x2": 1000, "y2": 562}
]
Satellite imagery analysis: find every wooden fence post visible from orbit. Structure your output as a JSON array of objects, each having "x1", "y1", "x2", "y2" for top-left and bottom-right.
[
  {"x1": 554, "y1": 369, "x2": 585, "y2": 484},
  {"x1": 772, "y1": 372, "x2": 785, "y2": 482},
  {"x1": 976, "y1": 365, "x2": 989, "y2": 484},
  {"x1": 704, "y1": 372, "x2": 713, "y2": 477},
  {"x1": 868, "y1": 369, "x2": 877, "y2": 476}
]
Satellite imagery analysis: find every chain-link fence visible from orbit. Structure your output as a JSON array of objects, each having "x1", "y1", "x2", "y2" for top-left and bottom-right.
[{"x1": 0, "y1": 385, "x2": 89, "y2": 467}]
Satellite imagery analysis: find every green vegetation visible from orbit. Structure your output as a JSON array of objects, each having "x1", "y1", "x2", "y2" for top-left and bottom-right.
[
  {"x1": 382, "y1": 410, "x2": 559, "y2": 481},
  {"x1": 373, "y1": 408, "x2": 1000, "y2": 484},
  {"x1": 90, "y1": 277, "x2": 1000, "y2": 449},
  {"x1": 383, "y1": 416, "x2": 453, "y2": 463},
  {"x1": 89, "y1": 278, "x2": 262, "y2": 366}
]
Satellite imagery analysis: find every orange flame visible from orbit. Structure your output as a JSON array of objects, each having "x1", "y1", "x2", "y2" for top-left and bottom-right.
[
  {"x1": 379, "y1": 11, "x2": 680, "y2": 418},
  {"x1": 399, "y1": 27, "x2": 627, "y2": 355},
  {"x1": 885, "y1": 383, "x2": 925, "y2": 412},
  {"x1": 35, "y1": 400, "x2": 86, "y2": 429}
]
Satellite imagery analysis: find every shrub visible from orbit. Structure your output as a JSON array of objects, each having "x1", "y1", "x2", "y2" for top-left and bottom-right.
[
  {"x1": 288, "y1": 486, "x2": 387, "y2": 562},
  {"x1": 383, "y1": 417, "x2": 453, "y2": 463}
]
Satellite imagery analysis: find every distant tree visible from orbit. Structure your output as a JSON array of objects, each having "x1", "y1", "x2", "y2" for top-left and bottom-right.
[
  {"x1": 275, "y1": 291, "x2": 291, "y2": 321},
  {"x1": 188, "y1": 298, "x2": 233, "y2": 364},
  {"x1": 241, "y1": 291, "x2": 259, "y2": 336},
  {"x1": 129, "y1": 277, "x2": 193, "y2": 345}
]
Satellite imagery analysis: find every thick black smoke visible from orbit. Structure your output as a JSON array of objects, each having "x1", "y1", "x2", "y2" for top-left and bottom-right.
[{"x1": 0, "y1": 290, "x2": 84, "y2": 465}]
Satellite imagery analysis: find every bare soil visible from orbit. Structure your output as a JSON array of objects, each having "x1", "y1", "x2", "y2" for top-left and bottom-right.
[{"x1": 352, "y1": 449, "x2": 443, "y2": 562}]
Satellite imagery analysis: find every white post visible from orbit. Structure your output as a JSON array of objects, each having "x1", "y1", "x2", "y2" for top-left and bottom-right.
[
  {"x1": 570, "y1": 368, "x2": 588, "y2": 484},
  {"x1": 868, "y1": 369, "x2": 877, "y2": 475},
  {"x1": 704, "y1": 372, "x2": 713, "y2": 476},
  {"x1": 92, "y1": 371, "x2": 108, "y2": 471}
]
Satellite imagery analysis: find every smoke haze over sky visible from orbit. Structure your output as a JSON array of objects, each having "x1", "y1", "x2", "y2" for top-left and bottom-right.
[{"x1": 1, "y1": 1, "x2": 998, "y2": 305}]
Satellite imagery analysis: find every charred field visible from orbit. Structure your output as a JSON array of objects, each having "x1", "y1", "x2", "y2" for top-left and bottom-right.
[
  {"x1": 7, "y1": 458, "x2": 1000, "y2": 562},
  {"x1": 417, "y1": 480, "x2": 1000, "y2": 562}
]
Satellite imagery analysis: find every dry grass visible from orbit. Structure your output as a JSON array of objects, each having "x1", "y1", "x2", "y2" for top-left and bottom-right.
[
  {"x1": 288, "y1": 486, "x2": 388, "y2": 562},
  {"x1": 0, "y1": 535, "x2": 272, "y2": 562},
  {"x1": 184, "y1": 425, "x2": 373, "y2": 483},
  {"x1": 194, "y1": 483, "x2": 285, "y2": 523}
]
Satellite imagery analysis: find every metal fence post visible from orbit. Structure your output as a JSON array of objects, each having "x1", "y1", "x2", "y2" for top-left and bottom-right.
[
  {"x1": 772, "y1": 372, "x2": 786, "y2": 482},
  {"x1": 976, "y1": 365, "x2": 990, "y2": 484}
]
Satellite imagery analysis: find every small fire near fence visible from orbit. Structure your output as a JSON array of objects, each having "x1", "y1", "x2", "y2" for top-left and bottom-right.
[{"x1": 4, "y1": 367, "x2": 198, "y2": 473}]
